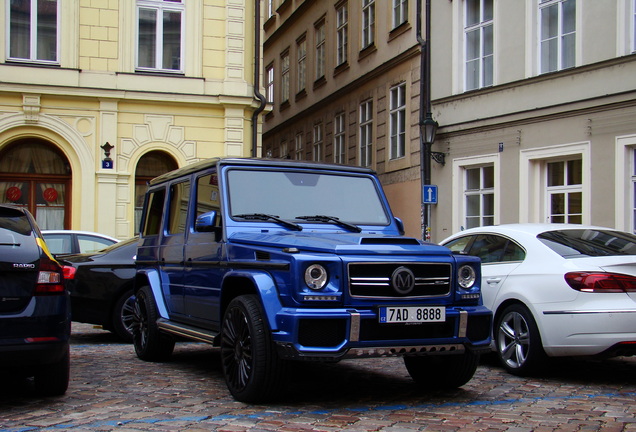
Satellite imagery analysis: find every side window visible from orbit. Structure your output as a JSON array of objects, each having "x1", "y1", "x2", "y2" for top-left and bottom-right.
[
  {"x1": 196, "y1": 173, "x2": 221, "y2": 226},
  {"x1": 167, "y1": 181, "x2": 190, "y2": 234},
  {"x1": 142, "y1": 189, "x2": 166, "y2": 236},
  {"x1": 443, "y1": 236, "x2": 474, "y2": 254},
  {"x1": 467, "y1": 234, "x2": 524, "y2": 264}
]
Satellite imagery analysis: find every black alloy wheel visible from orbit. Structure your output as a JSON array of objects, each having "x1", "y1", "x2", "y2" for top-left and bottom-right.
[
  {"x1": 132, "y1": 286, "x2": 174, "y2": 361},
  {"x1": 220, "y1": 295, "x2": 284, "y2": 403}
]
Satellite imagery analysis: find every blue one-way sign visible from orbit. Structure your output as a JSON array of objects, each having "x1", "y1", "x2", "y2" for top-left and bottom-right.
[{"x1": 423, "y1": 185, "x2": 438, "y2": 204}]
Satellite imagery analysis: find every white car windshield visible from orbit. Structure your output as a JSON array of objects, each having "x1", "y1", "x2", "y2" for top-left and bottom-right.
[{"x1": 227, "y1": 169, "x2": 390, "y2": 226}]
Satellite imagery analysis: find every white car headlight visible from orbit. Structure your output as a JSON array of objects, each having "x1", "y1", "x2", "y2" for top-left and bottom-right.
[
  {"x1": 458, "y1": 265, "x2": 476, "y2": 289},
  {"x1": 305, "y1": 264, "x2": 328, "y2": 290}
]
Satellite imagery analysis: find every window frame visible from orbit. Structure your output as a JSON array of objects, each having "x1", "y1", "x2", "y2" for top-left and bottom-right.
[
  {"x1": 313, "y1": 123, "x2": 323, "y2": 162},
  {"x1": 294, "y1": 133, "x2": 303, "y2": 160},
  {"x1": 336, "y1": 3, "x2": 348, "y2": 66},
  {"x1": 280, "y1": 49, "x2": 290, "y2": 103},
  {"x1": 545, "y1": 158, "x2": 582, "y2": 224},
  {"x1": 7, "y1": 0, "x2": 60, "y2": 64},
  {"x1": 464, "y1": 164, "x2": 495, "y2": 229},
  {"x1": 538, "y1": 0, "x2": 576, "y2": 74},
  {"x1": 136, "y1": 0, "x2": 185, "y2": 73},
  {"x1": 315, "y1": 19, "x2": 326, "y2": 80},
  {"x1": 334, "y1": 113, "x2": 346, "y2": 164},
  {"x1": 265, "y1": 63, "x2": 275, "y2": 103},
  {"x1": 362, "y1": 0, "x2": 376, "y2": 49},
  {"x1": 359, "y1": 100, "x2": 373, "y2": 167},
  {"x1": 389, "y1": 83, "x2": 406, "y2": 160},
  {"x1": 464, "y1": 0, "x2": 493, "y2": 91},
  {"x1": 392, "y1": 0, "x2": 408, "y2": 29},
  {"x1": 296, "y1": 36, "x2": 307, "y2": 93}
]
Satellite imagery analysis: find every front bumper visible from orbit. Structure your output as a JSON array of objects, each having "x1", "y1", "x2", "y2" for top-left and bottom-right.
[{"x1": 273, "y1": 305, "x2": 492, "y2": 361}]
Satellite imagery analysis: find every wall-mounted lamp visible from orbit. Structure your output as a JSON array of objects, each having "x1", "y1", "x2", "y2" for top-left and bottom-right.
[{"x1": 101, "y1": 142, "x2": 114, "y2": 169}]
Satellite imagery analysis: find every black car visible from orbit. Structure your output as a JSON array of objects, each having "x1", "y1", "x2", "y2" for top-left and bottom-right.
[
  {"x1": 0, "y1": 204, "x2": 70, "y2": 396},
  {"x1": 61, "y1": 237, "x2": 137, "y2": 342}
]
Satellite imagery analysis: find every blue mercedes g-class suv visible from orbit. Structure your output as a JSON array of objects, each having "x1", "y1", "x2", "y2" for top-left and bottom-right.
[{"x1": 133, "y1": 158, "x2": 491, "y2": 402}]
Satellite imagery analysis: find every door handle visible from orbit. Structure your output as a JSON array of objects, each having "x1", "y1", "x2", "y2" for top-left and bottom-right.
[{"x1": 486, "y1": 277, "x2": 501, "y2": 285}]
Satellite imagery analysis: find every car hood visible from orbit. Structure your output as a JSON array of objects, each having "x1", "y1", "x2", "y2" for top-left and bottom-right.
[{"x1": 228, "y1": 231, "x2": 452, "y2": 256}]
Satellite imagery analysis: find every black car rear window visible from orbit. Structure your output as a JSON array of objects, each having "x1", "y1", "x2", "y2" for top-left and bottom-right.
[
  {"x1": 0, "y1": 207, "x2": 33, "y2": 237},
  {"x1": 537, "y1": 229, "x2": 636, "y2": 258}
]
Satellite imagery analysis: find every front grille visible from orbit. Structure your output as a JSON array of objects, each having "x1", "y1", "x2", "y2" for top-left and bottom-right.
[{"x1": 348, "y1": 262, "x2": 451, "y2": 298}]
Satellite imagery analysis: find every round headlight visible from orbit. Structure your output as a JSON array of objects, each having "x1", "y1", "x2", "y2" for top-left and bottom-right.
[
  {"x1": 305, "y1": 264, "x2": 328, "y2": 290},
  {"x1": 458, "y1": 265, "x2": 476, "y2": 289}
]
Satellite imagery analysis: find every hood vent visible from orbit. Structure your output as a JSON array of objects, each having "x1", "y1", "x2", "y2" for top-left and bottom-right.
[
  {"x1": 255, "y1": 251, "x2": 271, "y2": 261},
  {"x1": 360, "y1": 237, "x2": 420, "y2": 246}
]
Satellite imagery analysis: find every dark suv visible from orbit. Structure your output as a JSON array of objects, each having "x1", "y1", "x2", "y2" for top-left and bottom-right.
[
  {"x1": 0, "y1": 204, "x2": 70, "y2": 396},
  {"x1": 133, "y1": 158, "x2": 491, "y2": 402}
]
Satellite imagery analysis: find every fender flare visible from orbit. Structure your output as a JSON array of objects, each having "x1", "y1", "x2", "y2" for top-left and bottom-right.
[
  {"x1": 135, "y1": 268, "x2": 170, "y2": 319},
  {"x1": 221, "y1": 269, "x2": 283, "y2": 331}
]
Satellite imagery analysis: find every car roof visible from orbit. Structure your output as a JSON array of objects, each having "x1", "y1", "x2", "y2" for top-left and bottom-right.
[
  {"x1": 42, "y1": 230, "x2": 119, "y2": 242},
  {"x1": 148, "y1": 157, "x2": 377, "y2": 186},
  {"x1": 441, "y1": 223, "x2": 624, "y2": 242}
]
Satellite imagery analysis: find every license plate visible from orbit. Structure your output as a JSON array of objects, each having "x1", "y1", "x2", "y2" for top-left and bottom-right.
[{"x1": 379, "y1": 306, "x2": 445, "y2": 323}]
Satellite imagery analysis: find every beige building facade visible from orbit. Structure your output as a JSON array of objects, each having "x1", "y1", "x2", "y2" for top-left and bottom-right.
[
  {"x1": 0, "y1": 0, "x2": 261, "y2": 239},
  {"x1": 263, "y1": 0, "x2": 636, "y2": 242}
]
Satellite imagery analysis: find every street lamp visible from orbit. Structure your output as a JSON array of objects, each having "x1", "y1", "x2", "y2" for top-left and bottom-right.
[{"x1": 422, "y1": 113, "x2": 438, "y2": 146}]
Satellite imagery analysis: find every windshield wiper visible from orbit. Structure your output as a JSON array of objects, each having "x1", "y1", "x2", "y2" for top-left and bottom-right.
[
  {"x1": 234, "y1": 213, "x2": 302, "y2": 231},
  {"x1": 296, "y1": 215, "x2": 362, "y2": 233}
]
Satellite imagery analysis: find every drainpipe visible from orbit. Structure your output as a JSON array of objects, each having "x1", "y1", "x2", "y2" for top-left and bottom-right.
[
  {"x1": 416, "y1": 0, "x2": 429, "y2": 241},
  {"x1": 251, "y1": 0, "x2": 267, "y2": 158}
]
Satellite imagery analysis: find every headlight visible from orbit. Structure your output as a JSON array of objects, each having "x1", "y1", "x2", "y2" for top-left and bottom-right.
[
  {"x1": 305, "y1": 264, "x2": 328, "y2": 290},
  {"x1": 458, "y1": 265, "x2": 476, "y2": 289}
]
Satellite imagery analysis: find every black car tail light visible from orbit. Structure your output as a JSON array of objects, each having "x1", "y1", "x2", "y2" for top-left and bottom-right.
[
  {"x1": 564, "y1": 272, "x2": 636, "y2": 293},
  {"x1": 62, "y1": 265, "x2": 77, "y2": 280},
  {"x1": 34, "y1": 258, "x2": 65, "y2": 295}
]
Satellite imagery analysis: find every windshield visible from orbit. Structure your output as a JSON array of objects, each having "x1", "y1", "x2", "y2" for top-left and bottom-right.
[
  {"x1": 537, "y1": 229, "x2": 636, "y2": 257},
  {"x1": 227, "y1": 169, "x2": 390, "y2": 225}
]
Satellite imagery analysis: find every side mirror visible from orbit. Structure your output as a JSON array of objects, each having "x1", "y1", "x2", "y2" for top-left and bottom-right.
[
  {"x1": 195, "y1": 211, "x2": 219, "y2": 233},
  {"x1": 394, "y1": 217, "x2": 405, "y2": 236}
]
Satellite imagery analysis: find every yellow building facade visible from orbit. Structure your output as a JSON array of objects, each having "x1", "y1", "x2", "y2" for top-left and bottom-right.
[{"x1": 0, "y1": 0, "x2": 261, "y2": 239}]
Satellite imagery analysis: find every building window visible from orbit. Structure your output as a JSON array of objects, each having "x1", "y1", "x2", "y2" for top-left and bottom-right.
[
  {"x1": 546, "y1": 159, "x2": 582, "y2": 223},
  {"x1": 280, "y1": 141, "x2": 288, "y2": 159},
  {"x1": 297, "y1": 37, "x2": 306, "y2": 93},
  {"x1": 389, "y1": 83, "x2": 406, "y2": 160},
  {"x1": 464, "y1": 166, "x2": 494, "y2": 229},
  {"x1": 362, "y1": 0, "x2": 375, "y2": 48},
  {"x1": 281, "y1": 50, "x2": 290, "y2": 103},
  {"x1": 315, "y1": 20, "x2": 326, "y2": 79},
  {"x1": 392, "y1": 0, "x2": 408, "y2": 29},
  {"x1": 266, "y1": 64, "x2": 274, "y2": 103},
  {"x1": 465, "y1": 0, "x2": 493, "y2": 91},
  {"x1": 137, "y1": 0, "x2": 184, "y2": 72},
  {"x1": 539, "y1": 0, "x2": 576, "y2": 74},
  {"x1": 632, "y1": 0, "x2": 636, "y2": 52},
  {"x1": 334, "y1": 113, "x2": 346, "y2": 164},
  {"x1": 313, "y1": 124, "x2": 323, "y2": 161},
  {"x1": 336, "y1": 3, "x2": 348, "y2": 66},
  {"x1": 359, "y1": 100, "x2": 373, "y2": 167},
  {"x1": 8, "y1": 0, "x2": 59, "y2": 63},
  {"x1": 295, "y1": 133, "x2": 303, "y2": 160}
]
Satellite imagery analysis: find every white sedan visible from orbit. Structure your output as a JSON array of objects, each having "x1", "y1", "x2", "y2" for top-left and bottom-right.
[{"x1": 441, "y1": 223, "x2": 636, "y2": 375}]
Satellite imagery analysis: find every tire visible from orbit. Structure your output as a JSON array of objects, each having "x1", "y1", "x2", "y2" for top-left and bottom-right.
[
  {"x1": 495, "y1": 304, "x2": 547, "y2": 376},
  {"x1": 34, "y1": 345, "x2": 70, "y2": 396},
  {"x1": 132, "y1": 285, "x2": 175, "y2": 361},
  {"x1": 404, "y1": 351, "x2": 479, "y2": 389},
  {"x1": 220, "y1": 295, "x2": 284, "y2": 403},
  {"x1": 111, "y1": 289, "x2": 135, "y2": 342}
]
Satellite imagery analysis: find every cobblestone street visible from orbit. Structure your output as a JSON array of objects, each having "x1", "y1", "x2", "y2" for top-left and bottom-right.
[{"x1": 1, "y1": 323, "x2": 636, "y2": 431}]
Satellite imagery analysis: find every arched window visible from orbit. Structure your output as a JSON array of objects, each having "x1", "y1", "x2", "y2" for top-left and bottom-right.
[
  {"x1": 134, "y1": 151, "x2": 178, "y2": 232},
  {"x1": 0, "y1": 139, "x2": 71, "y2": 229}
]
